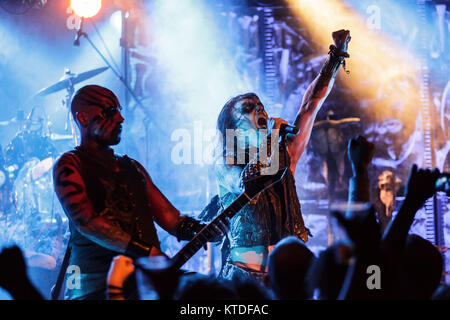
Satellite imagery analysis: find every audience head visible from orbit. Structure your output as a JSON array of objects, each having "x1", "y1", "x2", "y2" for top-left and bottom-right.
[
  {"x1": 230, "y1": 274, "x2": 273, "y2": 300},
  {"x1": 174, "y1": 274, "x2": 237, "y2": 300},
  {"x1": 266, "y1": 236, "x2": 315, "y2": 300},
  {"x1": 396, "y1": 234, "x2": 443, "y2": 299},
  {"x1": 432, "y1": 284, "x2": 450, "y2": 300}
]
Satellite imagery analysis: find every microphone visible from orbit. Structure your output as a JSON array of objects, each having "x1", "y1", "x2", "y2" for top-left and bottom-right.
[
  {"x1": 280, "y1": 123, "x2": 299, "y2": 135},
  {"x1": 73, "y1": 18, "x2": 84, "y2": 46}
]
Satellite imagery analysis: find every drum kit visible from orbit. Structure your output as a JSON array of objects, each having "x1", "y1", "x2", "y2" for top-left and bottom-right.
[{"x1": 0, "y1": 66, "x2": 108, "y2": 268}]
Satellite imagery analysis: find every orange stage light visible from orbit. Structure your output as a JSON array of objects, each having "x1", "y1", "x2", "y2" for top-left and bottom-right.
[{"x1": 70, "y1": 0, "x2": 102, "y2": 18}]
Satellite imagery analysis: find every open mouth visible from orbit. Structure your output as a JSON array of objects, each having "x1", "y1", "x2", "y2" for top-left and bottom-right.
[{"x1": 257, "y1": 117, "x2": 267, "y2": 128}]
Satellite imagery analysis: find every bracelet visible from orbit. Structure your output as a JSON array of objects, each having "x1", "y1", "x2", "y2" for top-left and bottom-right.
[
  {"x1": 107, "y1": 285, "x2": 124, "y2": 291},
  {"x1": 319, "y1": 44, "x2": 350, "y2": 80},
  {"x1": 107, "y1": 285, "x2": 124, "y2": 298},
  {"x1": 125, "y1": 236, "x2": 152, "y2": 259}
]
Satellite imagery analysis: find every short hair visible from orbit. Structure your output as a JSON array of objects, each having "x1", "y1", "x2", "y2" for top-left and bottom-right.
[
  {"x1": 397, "y1": 234, "x2": 443, "y2": 299},
  {"x1": 229, "y1": 273, "x2": 273, "y2": 300},
  {"x1": 71, "y1": 85, "x2": 118, "y2": 119},
  {"x1": 268, "y1": 236, "x2": 315, "y2": 300},
  {"x1": 174, "y1": 274, "x2": 237, "y2": 300}
]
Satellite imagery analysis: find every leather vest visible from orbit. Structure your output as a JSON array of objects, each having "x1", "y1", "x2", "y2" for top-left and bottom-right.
[
  {"x1": 67, "y1": 148, "x2": 159, "y2": 273},
  {"x1": 217, "y1": 145, "x2": 308, "y2": 250}
]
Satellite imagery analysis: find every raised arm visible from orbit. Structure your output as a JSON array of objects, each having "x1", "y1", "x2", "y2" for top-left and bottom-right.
[
  {"x1": 381, "y1": 165, "x2": 440, "y2": 257},
  {"x1": 347, "y1": 135, "x2": 375, "y2": 203},
  {"x1": 288, "y1": 30, "x2": 351, "y2": 170}
]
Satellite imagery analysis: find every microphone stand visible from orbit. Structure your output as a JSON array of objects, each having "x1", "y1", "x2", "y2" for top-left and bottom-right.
[{"x1": 73, "y1": 17, "x2": 147, "y2": 116}]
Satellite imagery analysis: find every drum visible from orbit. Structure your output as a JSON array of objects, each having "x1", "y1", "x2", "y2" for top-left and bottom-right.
[
  {"x1": 5, "y1": 156, "x2": 69, "y2": 268},
  {"x1": 4, "y1": 130, "x2": 57, "y2": 178}
]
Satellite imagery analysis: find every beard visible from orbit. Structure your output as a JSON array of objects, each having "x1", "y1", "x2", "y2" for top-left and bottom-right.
[{"x1": 89, "y1": 129, "x2": 121, "y2": 146}]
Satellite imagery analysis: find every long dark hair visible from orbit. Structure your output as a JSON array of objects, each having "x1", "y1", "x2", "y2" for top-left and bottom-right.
[{"x1": 217, "y1": 92, "x2": 259, "y2": 162}]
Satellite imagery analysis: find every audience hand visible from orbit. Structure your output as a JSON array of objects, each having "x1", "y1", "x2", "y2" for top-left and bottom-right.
[
  {"x1": 0, "y1": 245, "x2": 28, "y2": 292},
  {"x1": 404, "y1": 164, "x2": 440, "y2": 208},
  {"x1": 107, "y1": 255, "x2": 135, "y2": 290},
  {"x1": 332, "y1": 205, "x2": 381, "y2": 255},
  {"x1": 0, "y1": 245, "x2": 43, "y2": 299},
  {"x1": 348, "y1": 135, "x2": 374, "y2": 176}
]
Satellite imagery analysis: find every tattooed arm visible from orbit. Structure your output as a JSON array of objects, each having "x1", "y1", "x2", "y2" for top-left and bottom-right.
[
  {"x1": 287, "y1": 30, "x2": 351, "y2": 172},
  {"x1": 133, "y1": 160, "x2": 228, "y2": 242},
  {"x1": 131, "y1": 160, "x2": 183, "y2": 235},
  {"x1": 53, "y1": 153, "x2": 131, "y2": 253}
]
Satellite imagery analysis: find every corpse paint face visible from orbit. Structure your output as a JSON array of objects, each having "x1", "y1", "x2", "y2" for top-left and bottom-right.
[
  {"x1": 233, "y1": 97, "x2": 269, "y2": 131},
  {"x1": 86, "y1": 98, "x2": 124, "y2": 146},
  {"x1": 231, "y1": 97, "x2": 269, "y2": 149}
]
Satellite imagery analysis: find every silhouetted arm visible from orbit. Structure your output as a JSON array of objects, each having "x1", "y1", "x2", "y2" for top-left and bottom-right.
[
  {"x1": 347, "y1": 136, "x2": 374, "y2": 203},
  {"x1": 0, "y1": 246, "x2": 44, "y2": 300},
  {"x1": 381, "y1": 165, "x2": 440, "y2": 257}
]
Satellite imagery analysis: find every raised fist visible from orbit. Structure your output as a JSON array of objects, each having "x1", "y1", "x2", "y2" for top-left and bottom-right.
[
  {"x1": 332, "y1": 29, "x2": 351, "y2": 53},
  {"x1": 107, "y1": 255, "x2": 135, "y2": 289},
  {"x1": 348, "y1": 135, "x2": 375, "y2": 175}
]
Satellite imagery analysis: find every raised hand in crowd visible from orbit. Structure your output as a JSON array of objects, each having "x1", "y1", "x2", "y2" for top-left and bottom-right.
[
  {"x1": 382, "y1": 164, "x2": 440, "y2": 256},
  {"x1": 332, "y1": 205, "x2": 381, "y2": 256},
  {"x1": 107, "y1": 255, "x2": 136, "y2": 300},
  {"x1": 347, "y1": 135, "x2": 375, "y2": 202},
  {"x1": 0, "y1": 245, "x2": 43, "y2": 300},
  {"x1": 348, "y1": 135, "x2": 375, "y2": 176},
  {"x1": 332, "y1": 205, "x2": 385, "y2": 300}
]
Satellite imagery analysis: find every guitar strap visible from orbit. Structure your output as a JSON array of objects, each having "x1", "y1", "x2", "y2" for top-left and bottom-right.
[{"x1": 51, "y1": 243, "x2": 71, "y2": 300}]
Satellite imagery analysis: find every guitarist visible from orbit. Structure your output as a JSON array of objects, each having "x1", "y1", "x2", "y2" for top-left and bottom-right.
[
  {"x1": 215, "y1": 30, "x2": 351, "y2": 281},
  {"x1": 53, "y1": 85, "x2": 226, "y2": 300}
]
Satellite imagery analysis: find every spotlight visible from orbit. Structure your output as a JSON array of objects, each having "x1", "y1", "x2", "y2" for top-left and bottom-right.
[{"x1": 70, "y1": 0, "x2": 102, "y2": 18}]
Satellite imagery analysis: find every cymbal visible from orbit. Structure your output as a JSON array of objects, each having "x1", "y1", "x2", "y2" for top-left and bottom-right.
[
  {"x1": 35, "y1": 66, "x2": 109, "y2": 96},
  {"x1": 50, "y1": 133, "x2": 73, "y2": 141},
  {"x1": 0, "y1": 117, "x2": 41, "y2": 126}
]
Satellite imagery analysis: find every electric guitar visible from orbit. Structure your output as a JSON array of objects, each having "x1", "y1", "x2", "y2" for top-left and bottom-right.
[
  {"x1": 171, "y1": 162, "x2": 288, "y2": 270},
  {"x1": 132, "y1": 162, "x2": 287, "y2": 299}
]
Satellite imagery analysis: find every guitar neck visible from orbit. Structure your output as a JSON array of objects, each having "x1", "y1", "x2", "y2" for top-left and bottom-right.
[{"x1": 171, "y1": 192, "x2": 250, "y2": 270}]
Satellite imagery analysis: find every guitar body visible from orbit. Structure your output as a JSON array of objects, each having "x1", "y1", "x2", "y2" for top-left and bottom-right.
[{"x1": 134, "y1": 164, "x2": 287, "y2": 299}]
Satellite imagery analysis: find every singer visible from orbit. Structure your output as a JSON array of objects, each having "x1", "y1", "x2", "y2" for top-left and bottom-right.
[{"x1": 214, "y1": 29, "x2": 351, "y2": 281}]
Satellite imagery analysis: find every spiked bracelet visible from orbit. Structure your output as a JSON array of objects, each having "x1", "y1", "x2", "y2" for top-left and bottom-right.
[
  {"x1": 175, "y1": 216, "x2": 205, "y2": 242},
  {"x1": 319, "y1": 44, "x2": 350, "y2": 80},
  {"x1": 125, "y1": 236, "x2": 152, "y2": 259}
]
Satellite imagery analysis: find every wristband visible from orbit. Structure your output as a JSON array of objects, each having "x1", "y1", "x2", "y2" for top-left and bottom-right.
[
  {"x1": 319, "y1": 44, "x2": 350, "y2": 80},
  {"x1": 175, "y1": 216, "x2": 205, "y2": 242}
]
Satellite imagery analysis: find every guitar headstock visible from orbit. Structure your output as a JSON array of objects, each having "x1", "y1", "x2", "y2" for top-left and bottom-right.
[{"x1": 241, "y1": 160, "x2": 287, "y2": 199}]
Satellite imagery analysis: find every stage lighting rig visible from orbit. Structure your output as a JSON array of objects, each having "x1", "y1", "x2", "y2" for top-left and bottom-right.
[{"x1": 0, "y1": 0, "x2": 47, "y2": 15}]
